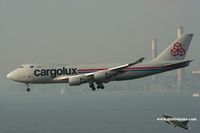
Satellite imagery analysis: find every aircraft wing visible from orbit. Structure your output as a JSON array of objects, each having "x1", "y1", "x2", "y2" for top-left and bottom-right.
[
  {"x1": 53, "y1": 75, "x2": 71, "y2": 81},
  {"x1": 53, "y1": 57, "x2": 145, "y2": 83},
  {"x1": 109, "y1": 57, "x2": 145, "y2": 71},
  {"x1": 83, "y1": 57, "x2": 145, "y2": 76},
  {"x1": 83, "y1": 57, "x2": 145, "y2": 77}
]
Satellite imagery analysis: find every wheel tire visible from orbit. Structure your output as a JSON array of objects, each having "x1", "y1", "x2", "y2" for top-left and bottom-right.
[
  {"x1": 27, "y1": 88, "x2": 30, "y2": 92},
  {"x1": 92, "y1": 87, "x2": 96, "y2": 91}
]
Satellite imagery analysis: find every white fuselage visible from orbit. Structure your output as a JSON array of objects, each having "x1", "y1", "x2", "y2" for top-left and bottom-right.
[{"x1": 7, "y1": 60, "x2": 189, "y2": 84}]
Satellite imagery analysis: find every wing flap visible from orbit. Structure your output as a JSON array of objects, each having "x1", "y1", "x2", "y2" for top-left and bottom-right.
[{"x1": 53, "y1": 75, "x2": 69, "y2": 81}]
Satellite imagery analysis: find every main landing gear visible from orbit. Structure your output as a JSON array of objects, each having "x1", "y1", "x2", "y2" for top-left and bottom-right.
[
  {"x1": 89, "y1": 82, "x2": 104, "y2": 91},
  {"x1": 26, "y1": 83, "x2": 30, "y2": 92},
  {"x1": 89, "y1": 82, "x2": 96, "y2": 91},
  {"x1": 97, "y1": 83, "x2": 104, "y2": 89}
]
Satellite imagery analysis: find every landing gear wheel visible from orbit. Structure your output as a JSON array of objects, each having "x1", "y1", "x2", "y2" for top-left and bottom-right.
[
  {"x1": 91, "y1": 87, "x2": 96, "y2": 91},
  {"x1": 27, "y1": 88, "x2": 30, "y2": 92},
  {"x1": 101, "y1": 86, "x2": 104, "y2": 89},
  {"x1": 89, "y1": 82, "x2": 96, "y2": 91},
  {"x1": 89, "y1": 84, "x2": 93, "y2": 88},
  {"x1": 97, "y1": 83, "x2": 104, "y2": 90},
  {"x1": 97, "y1": 85, "x2": 101, "y2": 89},
  {"x1": 26, "y1": 83, "x2": 30, "y2": 92}
]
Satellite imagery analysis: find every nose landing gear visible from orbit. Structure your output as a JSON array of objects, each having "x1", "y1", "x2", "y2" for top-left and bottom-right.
[{"x1": 26, "y1": 83, "x2": 30, "y2": 92}]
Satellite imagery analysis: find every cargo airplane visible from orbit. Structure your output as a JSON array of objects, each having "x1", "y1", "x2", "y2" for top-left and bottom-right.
[{"x1": 7, "y1": 34, "x2": 193, "y2": 92}]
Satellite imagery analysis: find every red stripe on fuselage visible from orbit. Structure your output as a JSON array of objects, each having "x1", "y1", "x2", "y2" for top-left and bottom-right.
[
  {"x1": 78, "y1": 68, "x2": 107, "y2": 71},
  {"x1": 78, "y1": 66, "x2": 161, "y2": 72}
]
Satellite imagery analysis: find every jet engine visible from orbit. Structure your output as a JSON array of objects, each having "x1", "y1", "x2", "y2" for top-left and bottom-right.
[
  {"x1": 94, "y1": 70, "x2": 112, "y2": 82},
  {"x1": 68, "y1": 75, "x2": 87, "y2": 86}
]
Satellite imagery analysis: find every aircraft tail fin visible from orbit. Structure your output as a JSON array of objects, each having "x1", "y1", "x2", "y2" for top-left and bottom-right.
[{"x1": 154, "y1": 34, "x2": 193, "y2": 61}]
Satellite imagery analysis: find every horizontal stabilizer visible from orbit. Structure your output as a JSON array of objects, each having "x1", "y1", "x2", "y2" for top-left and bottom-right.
[{"x1": 162, "y1": 60, "x2": 193, "y2": 68}]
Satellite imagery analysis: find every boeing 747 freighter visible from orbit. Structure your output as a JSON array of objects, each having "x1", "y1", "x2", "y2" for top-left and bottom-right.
[{"x1": 7, "y1": 34, "x2": 193, "y2": 92}]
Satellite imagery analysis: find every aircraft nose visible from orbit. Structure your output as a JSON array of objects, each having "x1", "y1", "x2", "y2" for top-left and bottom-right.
[
  {"x1": 7, "y1": 71, "x2": 18, "y2": 81},
  {"x1": 7, "y1": 72, "x2": 14, "y2": 80}
]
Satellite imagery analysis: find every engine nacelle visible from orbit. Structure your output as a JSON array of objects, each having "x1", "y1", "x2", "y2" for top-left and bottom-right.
[
  {"x1": 94, "y1": 70, "x2": 111, "y2": 82},
  {"x1": 68, "y1": 75, "x2": 87, "y2": 86}
]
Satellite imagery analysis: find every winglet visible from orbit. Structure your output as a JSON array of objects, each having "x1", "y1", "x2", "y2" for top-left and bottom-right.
[
  {"x1": 128, "y1": 57, "x2": 145, "y2": 66},
  {"x1": 109, "y1": 57, "x2": 145, "y2": 71}
]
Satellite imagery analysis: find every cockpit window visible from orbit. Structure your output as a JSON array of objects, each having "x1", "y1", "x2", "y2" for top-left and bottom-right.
[
  {"x1": 30, "y1": 66, "x2": 34, "y2": 68},
  {"x1": 19, "y1": 65, "x2": 24, "y2": 68}
]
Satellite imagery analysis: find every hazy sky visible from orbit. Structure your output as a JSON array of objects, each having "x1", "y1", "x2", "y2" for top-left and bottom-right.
[{"x1": 1, "y1": 0, "x2": 200, "y2": 87}]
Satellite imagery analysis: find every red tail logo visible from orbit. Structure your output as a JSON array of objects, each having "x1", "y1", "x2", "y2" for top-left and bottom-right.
[{"x1": 170, "y1": 42, "x2": 185, "y2": 56}]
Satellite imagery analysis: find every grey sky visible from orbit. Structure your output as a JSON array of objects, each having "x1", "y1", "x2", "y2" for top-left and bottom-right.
[{"x1": 1, "y1": 0, "x2": 200, "y2": 87}]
